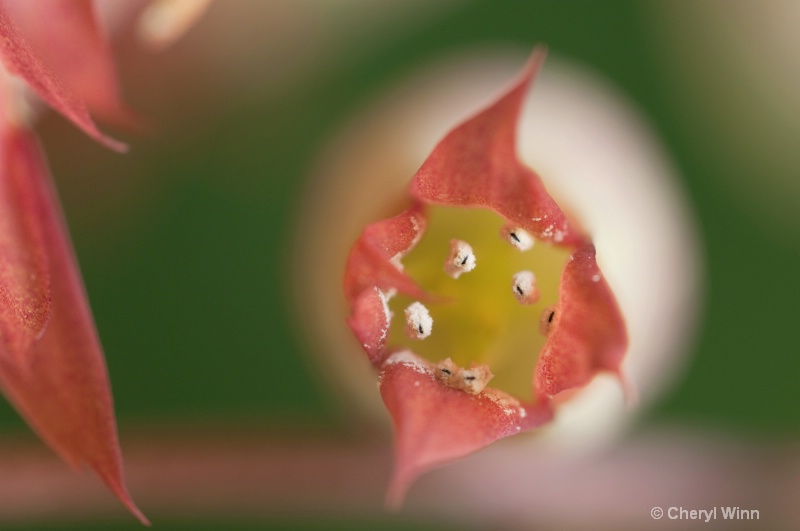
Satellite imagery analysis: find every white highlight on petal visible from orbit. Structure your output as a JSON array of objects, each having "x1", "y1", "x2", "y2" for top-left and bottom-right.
[
  {"x1": 137, "y1": 0, "x2": 213, "y2": 51},
  {"x1": 378, "y1": 350, "x2": 431, "y2": 389},
  {"x1": 0, "y1": 69, "x2": 42, "y2": 129},
  {"x1": 444, "y1": 239, "x2": 476, "y2": 278},
  {"x1": 501, "y1": 226, "x2": 534, "y2": 251},
  {"x1": 512, "y1": 271, "x2": 539, "y2": 304},
  {"x1": 389, "y1": 254, "x2": 405, "y2": 271},
  {"x1": 482, "y1": 387, "x2": 521, "y2": 416},
  {"x1": 404, "y1": 302, "x2": 433, "y2": 340},
  {"x1": 382, "y1": 349, "x2": 430, "y2": 374},
  {"x1": 376, "y1": 289, "x2": 392, "y2": 341}
]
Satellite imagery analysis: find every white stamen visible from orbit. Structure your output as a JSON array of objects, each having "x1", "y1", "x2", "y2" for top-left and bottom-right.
[
  {"x1": 512, "y1": 271, "x2": 539, "y2": 304},
  {"x1": 459, "y1": 365, "x2": 493, "y2": 394},
  {"x1": 435, "y1": 358, "x2": 459, "y2": 386},
  {"x1": 404, "y1": 302, "x2": 433, "y2": 339},
  {"x1": 501, "y1": 225, "x2": 534, "y2": 251},
  {"x1": 435, "y1": 358, "x2": 493, "y2": 395},
  {"x1": 443, "y1": 239, "x2": 476, "y2": 278}
]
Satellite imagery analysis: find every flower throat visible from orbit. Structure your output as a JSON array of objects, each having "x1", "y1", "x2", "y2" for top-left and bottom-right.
[{"x1": 386, "y1": 205, "x2": 571, "y2": 401}]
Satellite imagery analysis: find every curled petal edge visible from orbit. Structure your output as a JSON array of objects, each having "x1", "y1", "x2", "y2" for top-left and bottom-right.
[
  {"x1": 535, "y1": 245, "x2": 629, "y2": 400},
  {"x1": 343, "y1": 202, "x2": 427, "y2": 305},
  {"x1": 347, "y1": 287, "x2": 390, "y2": 365}
]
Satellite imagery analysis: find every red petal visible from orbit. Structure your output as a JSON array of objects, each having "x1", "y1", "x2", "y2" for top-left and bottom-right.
[
  {"x1": 343, "y1": 203, "x2": 428, "y2": 304},
  {"x1": 0, "y1": 2, "x2": 127, "y2": 151},
  {"x1": 410, "y1": 47, "x2": 584, "y2": 247},
  {"x1": 0, "y1": 123, "x2": 50, "y2": 359},
  {"x1": 535, "y1": 245, "x2": 628, "y2": 398},
  {"x1": 2, "y1": 0, "x2": 140, "y2": 128},
  {"x1": 346, "y1": 287, "x2": 390, "y2": 364},
  {"x1": 344, "y1": 205, "x2": 430, "y2": 362},
  {"x1": 0, "y1": 128, "x2": 146, "y2": 524},
  {"x1": 379, "y1": 351, "x2": 553, "y2": 508}
]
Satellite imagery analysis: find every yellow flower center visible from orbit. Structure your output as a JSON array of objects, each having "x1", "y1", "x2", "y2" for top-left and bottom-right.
[{"x1": 386, "y1": 206, "x2": 571, "y2": 401}]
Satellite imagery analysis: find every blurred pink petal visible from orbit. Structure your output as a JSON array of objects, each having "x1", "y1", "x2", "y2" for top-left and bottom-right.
[
  {"x1": 0, "y1": 120, "x2": 50, "y2": 360},
  {"x1": 0, "y1": 126, "x2": 146, "y2": 524},
  {"x1": 0, "y1": 427, "x2": 796, "y2": 528},
  {"x1": 0, "y1": 1, "x2": 126, "y2": 150},
  {"x1": 1, "y1": 0, "x2": 140, "y2": 128}
]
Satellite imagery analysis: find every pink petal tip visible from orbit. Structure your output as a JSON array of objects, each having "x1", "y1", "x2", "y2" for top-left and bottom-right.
[{"x1": 379, "y1": 351, "x2": 552, "y2": 508}]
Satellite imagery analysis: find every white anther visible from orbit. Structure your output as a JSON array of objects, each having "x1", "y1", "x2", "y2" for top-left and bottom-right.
[
  {"x1": 459, "y1": 365, "x2": 493, "y2": 394},
  {"x1": 404, "y1": 301, "x2": 433, "y2": 339},
  {"x1": 512, "y1": 271, "x2": 539, "y2": 304},
  {"x1": 501, "y1": 226, "x2": 534, "y2": 251},
  {"x1": 444, "y1": 239, "x2": 476, "y2": 278},
  {"x1": 435, "y1": 358, "x2": 459, "y2": 386},
  {"x1": 434, "y1": 358, "x2": 493, "y2": 395}
]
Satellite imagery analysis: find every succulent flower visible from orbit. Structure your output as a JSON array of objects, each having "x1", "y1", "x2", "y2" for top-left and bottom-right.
[{"x1": 343, "y1": 48, "x2": 632, "y2": 505}]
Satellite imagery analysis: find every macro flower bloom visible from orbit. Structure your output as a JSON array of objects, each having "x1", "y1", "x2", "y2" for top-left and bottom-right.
[
  {"x1": 0, "y1": 0, "x2": 206, "y2": 524},
  {"x1": 0, "y1": 30, "x2": 715, "y2": 527},
  {"x1": 343, "y1": 48, "x2": 631, "y2": 505}
]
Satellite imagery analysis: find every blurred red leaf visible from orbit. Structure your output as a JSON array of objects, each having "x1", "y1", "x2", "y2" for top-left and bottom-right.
[
  {"x1": 0, "y1": 120, "x2": 50, "y2": 360},
  {"x1": 0, "y1": 127, "x2": 146, "y2": 524},
  {"x1": 2, "y1": 0, "x2": 140, "y2": 128}
]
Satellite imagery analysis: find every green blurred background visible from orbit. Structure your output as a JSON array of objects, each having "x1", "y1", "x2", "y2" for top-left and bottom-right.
[{"x1": 1, "y1": 0, "x2": 798, "y2": 528}]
